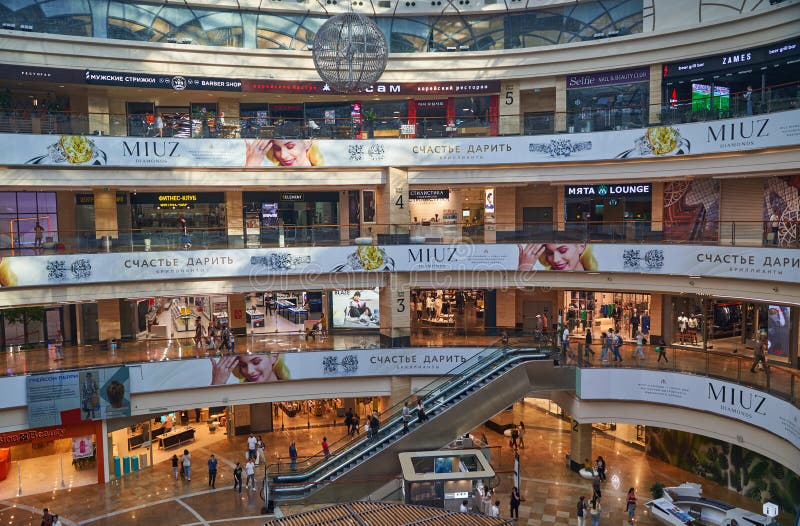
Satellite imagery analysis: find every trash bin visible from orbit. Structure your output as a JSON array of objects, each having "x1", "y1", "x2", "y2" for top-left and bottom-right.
[
  {"x1": 123, "y1": 456, "x2": 131, "y2": 474},
  {"x1": 139, "y1": 453, "x2": 148, "y2": 469},
  {"x1": 131, "y1": 455, "x2": 139, "y2": 471},
  {"x1": 113, "y1": 456, "x2": 121, "y2": 478}
]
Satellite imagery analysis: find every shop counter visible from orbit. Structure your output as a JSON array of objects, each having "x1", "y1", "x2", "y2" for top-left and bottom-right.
[
  {"x1": 128, "y1": 426, "x2": 166, "y2": 449},
  {"x1": 246, "y1": 310, "x2": 265, "y2": 328},
  {"x1": 289, "y1": 308, "x2": 308, "y2": 324},
  {"x1": 158, "y1": 427, "x2": 196, "y2": 449}
]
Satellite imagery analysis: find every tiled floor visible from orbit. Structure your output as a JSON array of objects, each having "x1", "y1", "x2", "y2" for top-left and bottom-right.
[{"x1": 1, "y1": 399, "x2": 790, "y2": 526}]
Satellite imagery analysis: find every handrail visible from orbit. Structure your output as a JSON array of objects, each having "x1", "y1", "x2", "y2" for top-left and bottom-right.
[
  {"x1": 1, "y1": 80, "x2": 797, "y2": 138},
  {"x1": 269, "y1": 339, "x2": 553, "y2": 497},
  {"x1": 2, "y1": 219, "x2": 797, "y2": 256}
]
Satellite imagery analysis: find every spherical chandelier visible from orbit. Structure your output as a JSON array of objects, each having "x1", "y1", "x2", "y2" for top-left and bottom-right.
[{"x1": 312, "y1": 12, "x2": 388, "y2": 94}]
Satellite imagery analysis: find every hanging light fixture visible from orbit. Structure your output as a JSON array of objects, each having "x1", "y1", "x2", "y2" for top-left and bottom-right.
[{"x1": 312, "y1": 11, "x2": 388, "y2": 93}]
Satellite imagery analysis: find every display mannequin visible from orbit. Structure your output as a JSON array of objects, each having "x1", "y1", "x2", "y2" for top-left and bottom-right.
[
  {"x1": 641, "y1": 311, "x2": 651, "y2": 335},
  {"x1": 687, "y1": 315, "x2": 698, "y2": 345},
  {"x1": 678, "y1": 313, "x2": 688, "y2": 343}
]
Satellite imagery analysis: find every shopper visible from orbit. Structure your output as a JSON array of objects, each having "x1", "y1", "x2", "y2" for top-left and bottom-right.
[
  {"x1": 344, "y1": 408, "x2": 354, "y2": 435},
  {"x1": 656, "y1": 345, "x2": 669, "y2": 364},
  {"x1": 416, "y1": 399, "x2": 427, "y2": 422},
  {"x1": 41, "y1": 508, "x2": 53, "y2": 526},
  {"x1": 517, "y1": 422, "x2": 525, "y2": 449},
  {"x1": 52, "y1": 515, "x2": 62, "y2": 526},
  {"x1": 769, "y1": 208, "x2": 779, "y2": 245},
  {"x1": 460, "y1": 500, "x2": 470, "y2": 513},
  {"x1": 34, "y1": 221, "x2": 44, "y2": 249},
  {"x1": 219, "y1": 324, "x2": 231, "y2": 353},
  {"x1": 576, "y1": 496, "x2": 587, "y2": 526},
  {"x1": 54, "y1": 329, "x2": 64, "y2": 361},
  {"x1": 634, "y1": 330, "x2": 645, "y2": 360},
  {"x1": 584, "y1": 330, "x2": 594, "y2": 358},
  {"x1": 510, "y1": 487, "x2": 521, "y2": 519},
  {"x1": 171, "y1": 454, "x2": 179, "y2": 480},
  {"x1": 245, "y1": 459, "x2": 256, "y2": 491},
  {"x1": 322, "y1": 437, "x2": 330, "y2": 460},
  {"x1": 256, "y1": 436, "x2": 266, "y2": 466},
  {"x1": 319, "y1": 312, "x2": 328, "y2": 338},
  {"x1": 610, "y1": 329, "x2": 623, "y2": 363},
  {"x1": 626, "y1": 488, "x2": 637, "y2": 523},
  {"x1": 589, "y1": 498, "x2": 601, "y2": 526},
  {"x1": 233, "y1": 462, "x2": 243, "y2": 493},
  {"x1": 178, "y1": 213, "x2": 191, "y2": 249},
  {"x1": 595, "y1": 456, "x2": 606, "y2": 481},
  {"x1": 289, "y1": 441, "x2": 298, "y2": 471},
  {"x1": 402, "y1": 402, "x2": 411, "y2": 434},
  {"x1": 510, "y1": 426, "x2": 519, "y2": 448},
  {"x1": 592, "y1": 475, "x2": 601, "y2": 500},
  {"x1": 208, "y1": 454, "x2": 218, "y2": 488},
  {"x1": 370, "y1": 411, "x2": 380, "y2": 440},
  {"x1": 489, "y1": 500, "x2": 501, "y2": 518},
  {"x1": 750, "y1": 334, "x2": 769, "y2": 373},
  {"x1": 182, "y1": 449, "x2": 192, "y2": 480},
  {"x1": 247, "y1": 434, "x2": 257, "y2": 461},
  {"x1": 194, "y1": 319, "x2": 204, "y2": 348}
]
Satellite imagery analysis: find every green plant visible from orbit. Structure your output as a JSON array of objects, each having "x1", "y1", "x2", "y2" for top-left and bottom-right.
[
  {"x1": 650, "y1": 481, "x2": 666, "y2": 499},
  {"x1": 363, "y1": 108, "x2": 377, "y2": 121}
]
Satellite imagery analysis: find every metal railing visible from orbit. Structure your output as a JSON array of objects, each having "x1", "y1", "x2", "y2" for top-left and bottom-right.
[
  {"x1": 1, "y1": 81, "x2": 797, "y2": 139},
  {"x1": 2, "y1": 220, "x2": 795, "y2": 256}
]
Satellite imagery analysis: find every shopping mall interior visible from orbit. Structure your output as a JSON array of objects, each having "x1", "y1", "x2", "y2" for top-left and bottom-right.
[{"x1": 0, "y1": 0, "x2": 798, "y2": 525}]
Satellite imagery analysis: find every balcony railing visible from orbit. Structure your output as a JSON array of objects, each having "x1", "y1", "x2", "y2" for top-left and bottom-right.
[
  {"x1": 2, "y1": 220, "x2": 796, "y2": 256},
  {"x1": 0, "y1": 82, "x2": 796, "y2": 139}
]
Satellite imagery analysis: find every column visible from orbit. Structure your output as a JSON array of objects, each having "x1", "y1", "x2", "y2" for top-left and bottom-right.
[
  {"x1": 94, "y1": 189, "x2": 118, "y2": 243},
  {"x1": 379, "y1": 168, "x2": 410, "y2": 242},
  {"x1": 389, "y1": 376, "x2": 412, "y2": 408},
  {"x1": 225, "y1": 191, "x2": 243, "y2": 248},
  {"x1": 648, "y1": 293, "x2": 663, "y2": 336},
  {"x1": 108, "y1": 97, "x2": 126, "y2": 136},
  {"x1": 651, "y1": 182, "x2": 664, "y2": 233},
  {"x1": 88, "y1": 95, "x2": 110, "y2": 136},
  {"x1": 339, "y1": 191, "x2": 350, "y2": 242},
  {"x1": 228, "y1": 294, "x2": 247, "y2": 335},
  {"x1": 97, "y1": 299, "x2": 121, "y2": 341},
  {"x1": 218, "y1": 98, "x2": 239, "y2": 132},
  {"x1": 555, "y1": 188, "x2": 566, "y2": 232},
  {"x1": 649, "y1": 64, "x2": 662, "y2": 125},
  {"x1": 56, "y1": 191, "x2": 77, "y2": 248},
  {"x1": 555, "y1": 76, "x2": 567, "y2": 133},
  {"x1": 249, "y1": 403, "x2": 272, "y2": 432},
  {"x1": 498, "y1": 81, "x2": 521, "y2": 135},
  {"x1": 493, "y1": 186, "x2": 517, "y2": 240},
  {"x1": 496, "y1": 289, "x2": 517, "y2": 332},
  {"x1": 569, "y1": 421, "x2": 593, "y2": 471},
  {"x1": 379, "y1": 273, "x2": 411, "y2": 348}
]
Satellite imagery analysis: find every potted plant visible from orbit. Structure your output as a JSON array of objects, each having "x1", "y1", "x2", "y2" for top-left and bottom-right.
[
  {"x1": 363, "y1": 108, "x2": 377, "y2": 138},
  {"x1": 650, "y1": 482, "x2": 665, "y2": 499}
]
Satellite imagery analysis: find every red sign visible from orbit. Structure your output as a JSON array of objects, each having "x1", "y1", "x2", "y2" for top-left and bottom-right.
[
  {"x1": 243, "y1": 80, "x2": 501, "y2": 95},
  {"x1": 234, "y1": 309, "x2": 243, "y2": 320}
]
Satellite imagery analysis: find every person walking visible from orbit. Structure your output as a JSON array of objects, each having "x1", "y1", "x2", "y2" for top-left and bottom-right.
[
  {"x1": 34, "y1": 221, "x2": 45, "y2": 249},
  {"x1": 510, "y1": 426, "x2": 519, "y2": 449},
  {"x1": 626, "y1": 488, "x2": 637, "y2": 523},
  {"x1": 233, "y1": 462, "x2": 243, "y2": 493},
  {"x1": 247, "y1": 433, "x2": 257, "y2": 462},
  {"x1": 584, "y1": 330, "x2": 594, "y2": 359},
  {"x1": 510, "y1": 487, "x2": 521, "y2": 519},
  {"x1": 322, "y1": 437, "x2": 330, "y2": 460},
  {"x1": 256, "y1": 436, "x2": 266, "y2": 466},
  {"x1": 596, "y1": 456, "x2": 606, "y2": 481},
  {"x1": 289, "y1": 441, "x2": 298, "y2": 471},
  {"x1": 319, "y1": 312, "x2": 328, "y2": 338},
  {"x1": 634, "y1": 330, "x2": 645, "y2": 360},
  {"x1": 610, "y1": 329, "x2": 623, "y2": 363},
  {"x1": 194, "y1": 319, "x2": 204, "y2": 348},
  {"x1": 517, "y1": 422, "x2": 525, "y2": 449},
  {"x1": 41, "y1": 508, "x2": 54, "y2": 526},
  {"x1": 589, "y1": 498, "x2": 601, "y2": 526},
  {"x1": 592, "y1": 475, "x2": 601, "y2": 500},
  {"x1": 344, "y1": 408, "x2": 354, "y2": 436},
  {"x1": 600, "y1": 331, "x2": 609, "y2": 362},
  {"x1": 245, "y1": 459, "x2": 256, "y2": 491},
  {"x1": 402, "y1": 402, "x2": 411, "y2": 434},
  {"x1": 208, "y1": 454, "x2": 218, "y2": 488},
  {"x1": 370, "y1": 412, "x2": 380, "y2": 440},
  {"x1": 489, "y1": 500, "x2": 501, "y2": 518},
  {"x1": 656, "y1": 345, "x2": 669, "y2": 364},
  {"x1": 171, "y1": 454, "x2": 180, "y2": 480},
  {"x1": 576, "y1": 496, "x2": 587, "y2": 526},
  {"x1": 416, "y1": 399, "x2": 427, "y2": 422},
  {"x1": 750, "y1": 334, "x2": 769, "y2": 373},
  {"x1": 182, "y1": 449, "x2": 192, "y2": 480},
  {"x1": 54, "y1": 329, "x2": 64, "y2": 361}
]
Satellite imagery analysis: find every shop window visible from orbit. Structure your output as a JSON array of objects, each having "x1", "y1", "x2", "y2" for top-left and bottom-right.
[
  {"x1": 0, "y1": 192, "x2": 59, "y2": 249},
  {"x1": 523, "y1": 112, "x2": 554, "y2": 135}
]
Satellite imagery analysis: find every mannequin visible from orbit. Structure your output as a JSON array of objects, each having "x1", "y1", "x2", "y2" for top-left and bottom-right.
[
  {"x1": 678, "y1": 313, "x2": 688, "y2": 343},
  {"x1": 641, "y1": 311, "x2": 651, "y2": 335},
  {"x1": 687, "y1": 315, "x2": 698, "y2": 345}
]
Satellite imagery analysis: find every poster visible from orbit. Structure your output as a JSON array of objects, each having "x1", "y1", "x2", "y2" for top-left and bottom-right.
[
  {"x1": 26, "y1": 367, "x2": 130, "y2": 427},
  {"x1": 663, "y1": 180, "x2": 720, "y2": 242},
  {"x1": 767, "y1": 305, "x2": 790, "y2": 357},
  {"x1": 485, "y1": 188, "x2": 495, "y2": 213},
  {"x1": 0, "y1": 243, "x2": 798, "y2": 289},
  {"x1": 130, "y1": 346, "x2": 486, "y2": 392},
  {"x1": 72, "y1": 436, "x2": 94, "y2": 459},
  {"x1": 1, "y1": 109, "x2": 798, "y2": 168},
  {"x1": 331, "y1": 288, "x2": 380, "y2": 328}
]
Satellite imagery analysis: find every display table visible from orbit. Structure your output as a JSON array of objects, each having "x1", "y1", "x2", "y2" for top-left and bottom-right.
[
  {"x1": 246, "y1": 309, "x2": 265, "y2": 328},
  {"x1": 158, "y1": 427, "x2": 196, "y2": 449},
  {"x1": 289, "y1": 307, "x2": 308, "y2": 324}
]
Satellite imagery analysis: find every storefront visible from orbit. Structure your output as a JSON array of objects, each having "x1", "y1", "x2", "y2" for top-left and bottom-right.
[
  {"x1": 667, "y1": 295, "x2": 794, "y2": 363},
  {"x1": 0, "y1": 420, "x2": 104, "y2": 499},
  {"x1": 131, "y1": 192, "x2": 227, "y2": 248},
  {"x1": 411, "y1": 289, "x2": 487, "y2": 334},
  {"x1": 563, "y1": 291, "x2": 652, "y2": 342},
  {"x1": 409, "y1": 188, "x2": 486, "y2": 243},
  {"x1": 243, "y1": 191, "x2": 339, "y2": 246},
  {"x1": 662, "y1": 38, "x2": 800, "y2": 122},
  {"x1": 0, "y1": 190, "x2": 59, "y2": 249},
  {"x1": 566, "y1": 67, "x2": 650, "y2": 133},
  {"x1": 564, "y1": 183, "x2": 652, "y2": 240},
  {"x1": 74, "y1": 192, "x2": 130, "y2": 250}
]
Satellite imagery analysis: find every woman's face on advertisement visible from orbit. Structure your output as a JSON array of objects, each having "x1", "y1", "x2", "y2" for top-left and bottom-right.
[
  {"x1": 237, "y1": 354, "x2": 276, "y2": 382},
  {"x1": 544, "y1": 244, "x2": 585, "y2": 271},
  {"x1": 272, "y1": 140, "x2": 311, "y2": 166}
]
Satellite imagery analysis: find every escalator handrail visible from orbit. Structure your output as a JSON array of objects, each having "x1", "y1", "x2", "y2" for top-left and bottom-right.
[{"x1": 272, "y1": 348, "x2": 551, "y2": 496}]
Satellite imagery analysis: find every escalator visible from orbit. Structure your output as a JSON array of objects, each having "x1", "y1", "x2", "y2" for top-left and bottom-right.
[{"x1": 269, "y1": 342, "x2": 576, "y2": 504}]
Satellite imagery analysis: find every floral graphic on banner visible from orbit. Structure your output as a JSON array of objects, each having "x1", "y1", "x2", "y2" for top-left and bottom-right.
[
  {"x1": 332, "y1": 246, "x2": 395, "y2": 272},
  {"x1": 616, "y1": 125, "x2": 690, "y2": 158},
  {"x1": 664, "y1": 180, "x2": 720, "y2": 242}
]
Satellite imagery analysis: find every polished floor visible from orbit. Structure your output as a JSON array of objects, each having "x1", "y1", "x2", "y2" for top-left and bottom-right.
[{"x1": 1, "y1": 399, "x2": 792, "y2": 526}]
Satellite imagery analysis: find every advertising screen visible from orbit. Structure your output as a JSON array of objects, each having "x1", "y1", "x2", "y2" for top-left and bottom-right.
[
  {"x1": 261, "y1": 202, "x2": 278, "y2": 226},
  {"x1": 767, "y1": 305, "x2": 790, "y2": 357},
  {"x1": 331, "y1": 288, "x2": 380, "y2": 328},
  {"x1": 691, "y1": 84, "x2": 730, "y2": 112}
]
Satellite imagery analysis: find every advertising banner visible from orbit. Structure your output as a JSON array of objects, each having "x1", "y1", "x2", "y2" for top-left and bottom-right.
[
  {"x1": 130, "y1": 347, "x2": 485, "y2": 393},
  {"x1": 578, "y1": 368, "x2": 800, "y2": 451},
  {"x1": 72, "y1": 436, "x2": 94, "y2": 459},
  {"x1": 332, "y1": 288, "x2": 381, "y2": 328},
  {"x1": 26, "y1": 367, "x2": 130, "y2": 427},
  {"x1": 1, "y1": 109, "x2": 798, "y2": 168},
  {"x1": 0, "y1": 243, "x2": 798, "y2": 289}
]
